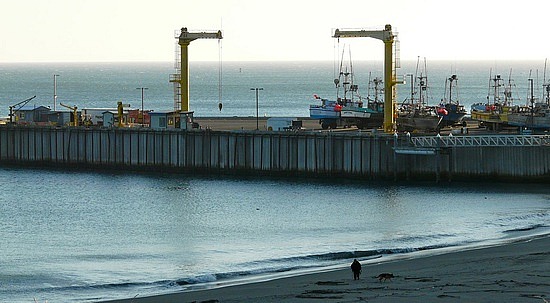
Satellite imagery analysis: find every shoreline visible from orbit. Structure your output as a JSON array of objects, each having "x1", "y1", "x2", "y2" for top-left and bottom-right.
[{"x1": 101, "y1": 234, "x2": 550, "y2": 303}]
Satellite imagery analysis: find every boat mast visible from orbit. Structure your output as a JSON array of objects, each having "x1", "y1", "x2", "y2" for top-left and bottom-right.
[
  {"x1": 543, "y1": 58, "x2": 550, "y2": 105},
  {"x1": 448, "y1": 75, "x2": 458, "y2": 104},
  {"x1": 489, "y1": 72, "x2": 503, "y2": 105},
  {"x1": 416, "y1": 57, "x2": 428, "y2": 107},
  {"x1": 335, "y1": 46, "x2": 346, "y2": 101},
  {"x1": 504, "y1": 69, "x2": 514, "y2": 106},
  {"x1": 412, "y1": 56, "x2": 420, "y2": 105}
]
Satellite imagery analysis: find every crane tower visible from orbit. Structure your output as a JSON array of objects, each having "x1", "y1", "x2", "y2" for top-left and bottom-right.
[
  {"x1": 170, "y1": 27, "x2": 223, "y2": 113},
  {"x1": 333, "y1": 24, "x2": 401, "y2": 133}
]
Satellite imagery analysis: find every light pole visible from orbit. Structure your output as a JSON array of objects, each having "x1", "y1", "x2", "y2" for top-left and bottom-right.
[
  {"x1": 136, "y1": 87, "x2": 148, "y2": 124},
  {"x1": 250, "y1": 87, "x2": 263, "y2": 130},
  {"x1": 53, "y1": 74, "x2": 60, "y2": 111}
]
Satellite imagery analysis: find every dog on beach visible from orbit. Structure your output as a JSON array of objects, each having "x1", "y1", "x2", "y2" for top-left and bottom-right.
[{"x1": 376, "y1": 273, "x2": 394, "y2": 282}]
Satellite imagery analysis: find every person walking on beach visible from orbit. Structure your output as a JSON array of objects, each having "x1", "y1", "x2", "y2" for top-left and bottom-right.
[{"x1": 351, "y1": 259, "x2": 362, "y2": 280}]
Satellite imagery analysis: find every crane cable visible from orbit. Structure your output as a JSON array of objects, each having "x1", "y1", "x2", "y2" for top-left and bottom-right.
[{"x1": 218, "y1": 38, "x2": 223, "y2": 111}]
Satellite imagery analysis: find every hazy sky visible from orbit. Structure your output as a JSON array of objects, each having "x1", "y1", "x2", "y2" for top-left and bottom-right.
[{"x1": 1, "y1": 0, "x2": 548, "y2": 62}]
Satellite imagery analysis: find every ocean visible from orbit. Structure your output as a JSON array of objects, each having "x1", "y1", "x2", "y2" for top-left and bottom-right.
[
  {"x1": 0, "y1": 60, "x2": 548, "y2": 119},
  {"x1": 0, "y1": 61, "x2": 549, "y2": 302}
]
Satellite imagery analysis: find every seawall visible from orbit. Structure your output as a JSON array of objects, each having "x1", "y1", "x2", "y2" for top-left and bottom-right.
[{"x1": 0, "y1": 125, "x2": 548, "y2": 182}]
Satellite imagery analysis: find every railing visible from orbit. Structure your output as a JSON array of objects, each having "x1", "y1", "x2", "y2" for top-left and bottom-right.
[{"x1": 409, "y1": 135, "x2": 550, "y2": 148}]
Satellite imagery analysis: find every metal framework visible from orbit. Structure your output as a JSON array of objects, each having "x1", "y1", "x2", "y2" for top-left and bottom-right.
[{"x1": 410, "y1": 135, "x2": 550, "y2": 148}]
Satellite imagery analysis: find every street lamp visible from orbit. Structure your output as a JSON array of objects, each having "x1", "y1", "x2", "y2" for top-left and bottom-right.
[
  {"x1": 53, "y1": 74, "x2": 60, "y2": 111},
  {"x1": 136, "y1": 87, "x2": 148, "y2": 124},
  {"x1": 250, "y1": 87, "x2": 263, "y2": 130}
]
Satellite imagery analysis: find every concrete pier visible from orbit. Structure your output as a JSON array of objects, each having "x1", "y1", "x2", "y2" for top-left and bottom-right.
[{"x1": 0, "y1": 125, "x2": 548, "y2": 182}]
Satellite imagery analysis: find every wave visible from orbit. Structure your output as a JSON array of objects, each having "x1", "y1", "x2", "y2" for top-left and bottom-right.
[
  {"x1": 503, "y1": 223, "x2": 549, "y2": 233},
  {"x1": 29, "y1": 279, "x2": 174, "y2": 294},
  {"x1": 175, "y1": 243, "x2": 459, "y2": 286}
]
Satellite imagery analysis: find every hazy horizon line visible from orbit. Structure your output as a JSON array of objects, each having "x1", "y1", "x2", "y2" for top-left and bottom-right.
[{"x1": 1, "y1": 58, "x2": 547, "y2": 65}]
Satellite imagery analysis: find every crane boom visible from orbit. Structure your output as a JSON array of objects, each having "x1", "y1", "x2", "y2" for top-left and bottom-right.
[
  {"x1": 9, "y1": 95, "x2": 36, "y2": 123},
  {"x1": 178, "y1": 28, "x2": 222, "y2": 42},
  {"x1": 333, "y1": 24, "x2": 399, "y2": 133},
  {"x1": 333, "y1": 28, "x2": 394, "y2": 41},
  {"x1": 60, "y1": 102, "x2": 78, "y2": 127}
]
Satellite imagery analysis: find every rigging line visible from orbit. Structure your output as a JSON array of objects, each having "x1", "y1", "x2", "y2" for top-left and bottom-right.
[
  {"x1": 424, "y1": 57, "x2": 430, "y2": 104},
  {"x1": 349, "y1": 47, "x2": 353, "y2": 87},
  {"x1": 333, "y1": 37, "x2": 338, "y2": 80}
]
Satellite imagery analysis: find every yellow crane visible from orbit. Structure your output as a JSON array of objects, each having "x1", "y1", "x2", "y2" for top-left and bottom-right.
[
  {"x1": 333, "y1": 24, "x2": 401, "y2": 133},
  {"x1": 117, "y1": 101, "x2": 130, "y2": 127},
  {"x1": 170, "y1": 27, "x2": 223, "y2": 113},
  {"x1": 59, "y1": 102, "x2": 78, "y2": 127}
]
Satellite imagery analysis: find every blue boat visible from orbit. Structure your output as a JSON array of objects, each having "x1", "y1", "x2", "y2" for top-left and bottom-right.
[{"x1": 438, "y1": 74, "x2": 467, "y2": 127}]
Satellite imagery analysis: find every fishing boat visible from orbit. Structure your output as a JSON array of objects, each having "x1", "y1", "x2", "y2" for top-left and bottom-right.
[
  {"x1": 397, "y1": 58, "x2": 441, "y2": 132},
  {"x1": 437, "y1": 74, "x2": 467, "y2": 127},
  {"x1": 471, "y1": 71, "x2": 518, "y2": 130},
  {"x1": 309, "y1": 94, "x2": 341, "y2": 120},
  {"x1": 309, "y1": 48, "x2": 383, "y2": 130},
  {"x1": 507, "y1": 76, "x2": 550, "y2": 130}
]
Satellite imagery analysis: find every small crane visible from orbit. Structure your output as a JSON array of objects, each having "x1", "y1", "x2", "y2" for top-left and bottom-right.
[
  {"x1": 60, "y1": 102, "x2": 78, "y2": 126},
  {"x1": 117, "y1": 101, "x2": 130, "y2": 127},
  {"x1": 9, "y1": 96, "x2": 36, "y2": 124}
]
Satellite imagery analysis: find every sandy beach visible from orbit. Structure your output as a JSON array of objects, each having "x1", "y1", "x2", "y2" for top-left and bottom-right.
[{"x1": 103, "y1": 235, "x2": 550, "y2": 303}]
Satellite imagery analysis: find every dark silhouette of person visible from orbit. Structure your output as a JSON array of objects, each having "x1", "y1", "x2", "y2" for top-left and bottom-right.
[{"x1": 351, "y1": 259, "x2": 362, "y2": 280}]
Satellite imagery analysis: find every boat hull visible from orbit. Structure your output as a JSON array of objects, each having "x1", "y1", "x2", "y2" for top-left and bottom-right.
[
  {"x1": 397, "y1": 116, "x2": 442, "y2": 131},
  {"x1": 507, "y1": 113, "x2": 550, "y2": 129},
  {"x1": 438, "y1": 104, "x2": 467, "y2": 127},
  {"x1": 309, "y1": 106, "x2": 339, "y2": 120}
]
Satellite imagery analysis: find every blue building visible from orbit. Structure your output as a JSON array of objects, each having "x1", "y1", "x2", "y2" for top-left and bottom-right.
[{"x1": 14, "y1": 105, "x2": 51, "y2": 124}]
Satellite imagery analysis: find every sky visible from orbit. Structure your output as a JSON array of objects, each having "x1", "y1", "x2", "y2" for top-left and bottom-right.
[{"x1": 1, "y1": 0, "x2": 549, "y2": 62}]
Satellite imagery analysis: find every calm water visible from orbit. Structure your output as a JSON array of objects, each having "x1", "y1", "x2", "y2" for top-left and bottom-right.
[
  {"x1": 0, "y1": 167, "x2": 548, "y2": 302},
  {"x1": 0, "y1": 61, "x2": 549, "y2": 302}
]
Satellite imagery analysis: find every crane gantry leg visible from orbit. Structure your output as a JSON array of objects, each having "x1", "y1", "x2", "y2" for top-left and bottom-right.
[{"x1": 179, "y1": 40, "x2": 191, "y2": 112}]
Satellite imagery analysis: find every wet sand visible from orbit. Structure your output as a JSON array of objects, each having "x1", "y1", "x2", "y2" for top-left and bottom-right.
[{"x1": 102, "y1": 235, "x2": 550, "y2": 303}]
